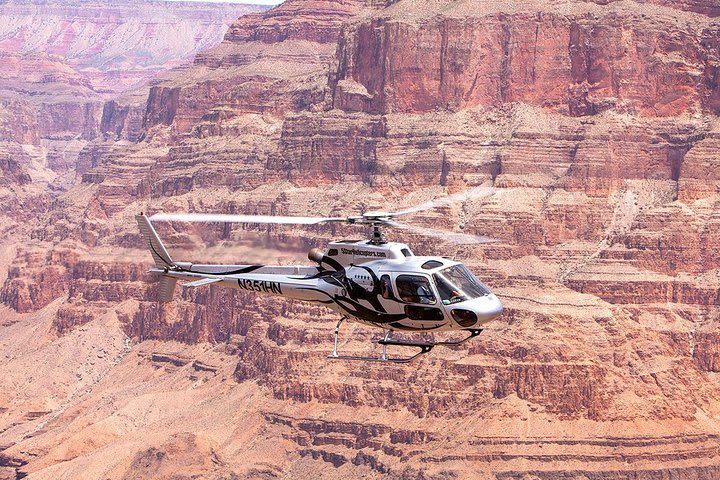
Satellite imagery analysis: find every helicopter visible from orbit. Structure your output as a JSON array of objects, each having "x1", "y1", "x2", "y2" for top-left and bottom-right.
[{"x1": 136, "y1": 206, "x2": 503, "y2": 363}]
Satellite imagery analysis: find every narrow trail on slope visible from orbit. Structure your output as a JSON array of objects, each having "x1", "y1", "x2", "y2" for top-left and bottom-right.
[{"x1": 558, "y1": 187, "x2": 642, "y2": 284}]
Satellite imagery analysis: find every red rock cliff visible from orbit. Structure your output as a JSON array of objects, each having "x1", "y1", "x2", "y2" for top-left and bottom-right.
[
  {"x1": 2, "y1": 1, "x2": 720, "y2": 479},
  {"x1": 333, "y1": 1, "x2": 720, "y2": 116}
]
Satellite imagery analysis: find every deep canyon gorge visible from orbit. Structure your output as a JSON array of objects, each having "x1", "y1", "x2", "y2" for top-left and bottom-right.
[{"x1": 1, "y1": 0, "x2": 720, "y2": 478}]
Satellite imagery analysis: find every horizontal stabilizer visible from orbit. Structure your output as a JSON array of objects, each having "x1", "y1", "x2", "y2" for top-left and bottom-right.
[{"x1": 182, "y1": 278, "x2": 223, "y2": 288}]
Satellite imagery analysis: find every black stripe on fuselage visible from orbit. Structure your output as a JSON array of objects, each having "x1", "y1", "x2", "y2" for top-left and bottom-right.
[
  {"x1": 297, "y1": 287, "x2": 406, "y2": 325},
  {"x1": 388, "y1": 322, "x2": 447, "y2": 331},
  {"x1": 355, "y1": 265, "x2": 385, "y2": 312},
  {"x1": 183, "y1": 265, "x2": 264, "y2": 276},
  {"x1": 305, "y1": 256, "x2": 388, "y2": 313}
]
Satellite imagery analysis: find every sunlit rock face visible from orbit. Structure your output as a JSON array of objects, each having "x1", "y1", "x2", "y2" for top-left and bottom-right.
[
  {"x1": 1, "y1": 1, "x2": 720, "y2": 479},
  {"x1": 333, "y1": 0, "x2": 720, "y2": 116},
  {"x1": 0, "y1": 0, "x2": 268, "y2": 93}
]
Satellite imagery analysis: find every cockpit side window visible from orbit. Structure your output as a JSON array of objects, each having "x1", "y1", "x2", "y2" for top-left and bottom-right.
[
  {"x1": 395, "y1": 275, "x2": 436, "y2": 305},
  {"x1": 435, "y1": 274, "x2": 463, "y2": 305},
  {"x1": 380, "y1": 275, "x2": 394, "y2": 300},
  {"x1": 401, "y1": 248, "x2": 413, "y2": 257}
]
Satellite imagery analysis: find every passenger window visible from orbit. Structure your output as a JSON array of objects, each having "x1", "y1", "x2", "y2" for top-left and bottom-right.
[
  {"x1": 405, "y1": 305, "x2": 444, "y2": 321},
  {"x1": 380, "y1": 275, "x2": 393, "y2": 300},
  {"x1": 421, "y1": 260, "x2": 443, "y2": 270},
  {"x1": 395, "y1": 275, "x2": 436, "y2": 305}
]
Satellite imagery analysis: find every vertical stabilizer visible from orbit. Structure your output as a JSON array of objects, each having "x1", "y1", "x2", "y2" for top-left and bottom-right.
[
  {"x1": 137, "y1": 213, "x2": 178, "y2": 302},
  {"x1": 136, "y1": 213, "x2": 174, "y2": 269},
  {"x1": 157, "y1": 276, "x2": 178, "y2": 303}
]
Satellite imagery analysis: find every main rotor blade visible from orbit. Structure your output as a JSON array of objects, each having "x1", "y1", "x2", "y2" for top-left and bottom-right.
[
  {"x1": 389, "y1": 186, "x2": 496, "y2": 217},
  {"x1": 393, "y1": 222, "x2": 498, "y2": 245},
  {"x1": 149, "y1": 213, "x2": 346, "y2": 225}
]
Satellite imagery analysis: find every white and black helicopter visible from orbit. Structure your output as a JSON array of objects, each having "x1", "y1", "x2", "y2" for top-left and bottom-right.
[{"x1": 137, "y1": 207, "x2": 503, "y2": 363}]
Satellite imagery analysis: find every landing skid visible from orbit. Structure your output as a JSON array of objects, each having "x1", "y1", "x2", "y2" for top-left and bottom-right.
[{"x1": 328, "y1": 317, "x2": 483, "y2": 363}]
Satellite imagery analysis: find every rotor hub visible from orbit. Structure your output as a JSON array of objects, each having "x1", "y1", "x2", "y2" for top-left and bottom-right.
[{"x1": 370, "y1": 224, "x2": 387, "y2": 245}]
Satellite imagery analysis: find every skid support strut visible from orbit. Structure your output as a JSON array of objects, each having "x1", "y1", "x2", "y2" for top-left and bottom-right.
[
  {"x1": 330, "y1": 316, "x2": 346, "y2": 358},
  {"x1": 328, "y1": 318, "x2": 484, "y2": 363}
]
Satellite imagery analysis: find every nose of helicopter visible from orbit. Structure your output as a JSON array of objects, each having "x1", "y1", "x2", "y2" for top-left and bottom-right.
[
  {"x1": 449, "y1": 294, "x2": 503, "y2": 327},
  {"x1": 475, "y1": 293, "x2": 504, "y2": 324}
]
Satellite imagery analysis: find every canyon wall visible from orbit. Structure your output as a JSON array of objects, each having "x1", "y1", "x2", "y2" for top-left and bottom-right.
[
  {"x1": 333, "y1": 1, "x2": 720, "y2": 116},
  {"x1": 0, "y1": 0, "x2": 267, "y2": 93},
  {"x1": 1, "y1": 0, "x2": 720, "y2": 479},
  {"x1": 0, "y1": 0, "x2": 268, "y2": 177}
]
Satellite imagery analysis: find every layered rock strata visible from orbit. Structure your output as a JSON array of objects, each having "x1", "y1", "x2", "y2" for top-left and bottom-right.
[
  {"x1": 0, "y1": 0, "x2": 268, "y2": 93},
  {"x1": 1, "y1": 0, "x2": 720, "y2": 479}
]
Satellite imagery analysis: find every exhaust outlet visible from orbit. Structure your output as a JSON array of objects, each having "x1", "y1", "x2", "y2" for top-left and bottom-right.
[{"x1": 308, "y1": 248, "x2": 324, "y2": 264}]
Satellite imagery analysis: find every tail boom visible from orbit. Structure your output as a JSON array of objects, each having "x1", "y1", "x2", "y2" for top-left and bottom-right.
[{"x1": 137, "y1": 213, "x2": 329, "y2": 304}]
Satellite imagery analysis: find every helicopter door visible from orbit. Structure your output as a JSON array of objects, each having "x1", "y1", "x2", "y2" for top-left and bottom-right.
[{"x1": 393, "y1": 274, "x2": 445, "y2": 322}]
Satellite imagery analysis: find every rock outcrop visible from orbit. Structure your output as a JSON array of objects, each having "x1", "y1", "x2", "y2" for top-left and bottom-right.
[
  {"x1": 141, "y1": 0, "x2": 367, "y2": 137},
  {"x1": 0, "y1": 0, "x2": 269, "y2": 185}
]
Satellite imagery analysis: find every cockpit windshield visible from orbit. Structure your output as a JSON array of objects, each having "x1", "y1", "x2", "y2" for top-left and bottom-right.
[{"x1": 433, "y1": 264, "x2": 490, "y2": 305}]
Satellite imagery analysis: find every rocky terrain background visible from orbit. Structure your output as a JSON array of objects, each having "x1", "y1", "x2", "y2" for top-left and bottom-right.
[
  {"x1": 1, "y1": 0, "x2": 720, "y2": 478},
  {"x1": 0, "y1": 0, "x2": 267, "y2": 93}
]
